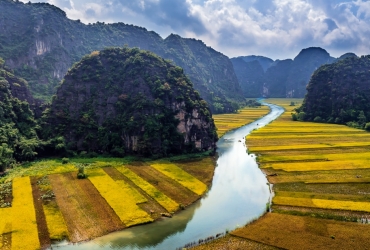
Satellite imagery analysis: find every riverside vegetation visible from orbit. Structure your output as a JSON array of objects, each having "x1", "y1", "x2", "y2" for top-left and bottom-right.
[
  {"x1": 0, "y1": 104, "x2": 270, "y2": 249},
  {"x1": 195, "y1": 98, "x2": 370, "y2": 250}
]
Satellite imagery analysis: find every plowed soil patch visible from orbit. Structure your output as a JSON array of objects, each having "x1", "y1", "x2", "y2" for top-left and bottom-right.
[
  {"x1": 127, "y1": 164, "x2": 199, "y2": 206},
  {"x1": 103, "y1": 167, "x2": 167, "y2": 220},
  {"x1": 49, "y1": 173, "x2": 124, "y2": 242},
  {"x1": 30, "y1": 177, "x2": 50, "y2": 249}
]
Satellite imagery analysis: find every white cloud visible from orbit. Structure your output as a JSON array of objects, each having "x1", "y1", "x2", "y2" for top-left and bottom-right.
[{"x1": 20, "y1": 0, "x2": 370, "y2": 59}]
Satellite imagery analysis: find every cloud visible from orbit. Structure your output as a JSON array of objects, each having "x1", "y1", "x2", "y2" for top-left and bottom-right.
[{"x1": 20, "y1": 0, "x2": 370, "y2": 59}]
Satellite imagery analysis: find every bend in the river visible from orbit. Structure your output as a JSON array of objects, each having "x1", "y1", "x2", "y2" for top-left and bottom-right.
[{"x1": 55, "y1": 102, "x2": 284, "y2": 250}]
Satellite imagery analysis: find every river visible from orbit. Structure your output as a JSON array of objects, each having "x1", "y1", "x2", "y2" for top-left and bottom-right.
[{"x1": 55, "y1": 103, "x2": 284, "y2": 250}]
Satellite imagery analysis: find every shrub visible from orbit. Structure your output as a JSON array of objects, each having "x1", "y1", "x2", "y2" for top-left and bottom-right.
[
  {"x1": 365, "y1": 122, "x2": 370, "y2": 131},
  {"x1": 77, "y1": 165, "x2": 86, "y2": 179},
  {"x1": 291, "y1": 113, "x2": 298, "y2": 121},
  {"x1": 289, "y1": 101, "x2": 295, "y2": 106},
  {"x1": 61, "y1": 158, "x2": 69, "y2": 164},
  {"x1": 298, "y1": 112, "x2": 306, "y2": 121},
  {"x1": 313, "y1": 116, "x2": 322, "y2": 122}
]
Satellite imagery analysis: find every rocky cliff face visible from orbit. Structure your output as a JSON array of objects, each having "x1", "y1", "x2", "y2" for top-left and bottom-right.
[
  {"x1": 44, "y1": 47, "x2": 218, "y2": 156},
  {"x1": 297, "y1": 55, "x2": 370, "y2": 127},
  {"x1": 0, "y1": 0, "x2": 243, "y2": 113},
  {"x1": 230, "y1": 58, "x2": 265, "y2": 97}
]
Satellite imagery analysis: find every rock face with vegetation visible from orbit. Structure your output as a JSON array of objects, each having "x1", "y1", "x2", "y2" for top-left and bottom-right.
[
  {"x1": 43, "y1": 47, "x2": 218, "y2": 156},
  {"x1": 0, "y1": 58, "x2": 41, "y2": 171},
  {"x1": 232, "y1": 47, "x2": 336, "y2": 98},
  {"x1": 295, "y1": 55, "x2": 370, "y2": 129},
  {"x1": 0, "y1": 0, "x2": 243, "y2": 113}
]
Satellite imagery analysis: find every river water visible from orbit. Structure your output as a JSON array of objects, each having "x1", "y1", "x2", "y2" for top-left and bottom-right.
[{"x1": 55, "y1": 103, "x2": 284, "y2": 250}]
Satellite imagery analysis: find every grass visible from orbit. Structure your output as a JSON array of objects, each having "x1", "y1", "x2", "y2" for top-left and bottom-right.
[
  {"x1": 87, "y1": 168, "x2": 153, "y2": 227},
  {"x1": 115, "y1": 166, "x2": 179, "y2": 213},
  {"x1": 150, "y1": 161, "x2": 207, "y2": 196},
  {"x1": 12, "y1": 177, "x2": 40, "y2": 250},
  {"x1": 213, "y1": 105, "x2": 270, "y2": 137}
]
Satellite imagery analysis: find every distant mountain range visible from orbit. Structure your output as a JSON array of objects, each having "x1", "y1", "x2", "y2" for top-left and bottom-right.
[
  {"x1": 0, "y1": 0, "x2": 243, "y2": 113},
  {"x1": 231, "y1": 47, "x2": 357, "y2": 98}
]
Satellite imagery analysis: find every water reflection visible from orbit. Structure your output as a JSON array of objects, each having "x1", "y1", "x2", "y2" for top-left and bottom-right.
[{"x1": 55, "y1": 103, "x2": 284, "y2": 250}]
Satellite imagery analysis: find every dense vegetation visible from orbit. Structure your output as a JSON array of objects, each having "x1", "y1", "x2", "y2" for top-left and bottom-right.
[
  {"x1": 0, "y1": 0, "x2": 243, "y2": 113},
  {"x1": 43, "y1": 47, "x2": 217, "y2": 157},
  {"x1": 295, "y1": 56, "x2": 370, "y2": 130},
  {"x1": 231, "y1": 47, "x2": 337, "y2": 98},
  {"x1": 0, "y1": 58, "x2": 41, "y2": 171}
]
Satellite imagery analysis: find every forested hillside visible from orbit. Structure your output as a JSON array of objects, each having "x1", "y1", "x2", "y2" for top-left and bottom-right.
[
  {"x1": 0, "y1": 0, "x2": 243, "y2": 113},
  {"x1": 295, "y1": 55, "x2": 370, "y2": 129},
  {"x1": 43, "y1": 47, "x2": 217, "y2": 157}
]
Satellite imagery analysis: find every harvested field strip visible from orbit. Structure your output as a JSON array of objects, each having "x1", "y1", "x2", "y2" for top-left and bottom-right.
[
  {"x1": 88, "y1": 168, "x2": 153, "y2": 227},
  {"x1": 305, "y1": 178, "x2": 370, "y2": 184},
  {"x1": 150, "y1": 161, "x2": 207, "y2": 195},
  {"x1": 103, "y1": 168, "x2": 147, "y2": 205},
  {"x1": 103, "y1": 167, "x2": 167, "y2": 220},
  {"x1": 174, "y1": 157, "x2": 216, "y2": 186},
  {"x1": 275, "y1": 191, "x2": 370, "y2": 202},
  {"x1": 30, "y1": 177, "x2": 50, "y2": 249},
  {"x1": 49, "y1": 173, "x2": 124, "y2": 242},
  {"x1": 43, "y1": 203, "x2": 69, "y2": 241},
  {"x1": 36, "y1": 175, "x2": 69, "y2": 241},
  {"x1": 12, "y1": 177, "x2": 40, "y2": 250},
  {"x1": 232, "y1": 213, "x2": 370, "y2": 250},
  {"x1": 115, "y1": 166, "x2": 179, "y2": 213},
  {"x1": 265, "y1": 160, "x2": 370, "y2": 171},
  {"x1": 273, "y1": 196, "x2": 370, "y2": 212},
  {"x1": 252, "y1": 142, "x2": 370, "y2": 151},
  {"x1": 127, "y1": 164, "x2": 200, "y2": 206}
]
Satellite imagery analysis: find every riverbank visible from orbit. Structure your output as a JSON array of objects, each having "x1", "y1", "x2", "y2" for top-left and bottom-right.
[{"x1": 194, "y1": 98, "x2": 370, "y2": 249}]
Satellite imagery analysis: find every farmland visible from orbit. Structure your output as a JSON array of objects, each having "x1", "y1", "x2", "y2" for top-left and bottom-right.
[
  {"x1": 195, "y1": 98, "x2": 370, "y2": 250},
  {"x1": 213, "y1": 104, "x2": 270, "y2": 137},
  {"x1": 0, "y1": 155, "x2": 216, "y2": 249}
]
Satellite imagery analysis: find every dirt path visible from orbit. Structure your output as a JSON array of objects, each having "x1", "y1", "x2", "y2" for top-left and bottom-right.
[
  {"x1": 49, "y1": 173, "x2": 124, "y2": 242},
  {"x1": 127, "y1": 163, "x2": 199, "y2": 206},
  {"x1": 30, "y1": 177, "x2": 51, "y2": 249}
]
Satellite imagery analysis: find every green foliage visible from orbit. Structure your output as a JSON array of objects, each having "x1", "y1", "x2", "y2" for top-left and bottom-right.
[
  {"x1": 291, "y1": 113, "x2": 298, "y2": 121},
  {"x1": 365, "y1": 123, "x2": 370, "y2": 131},
  {"x1": 0, "y1": 61, "x2": 41, "y2": 168},
  {"x1": 77, "y1": 165, "x2": 87, "y2": 179},
  {"x1": 298, "y1": 112, "x2": 306, "y2": 121},
  {"x1": 290, "y1": 101, "x2": 295, "y2": 106},
  {"x1": 44, "y1": 47, "x2": 217, "y2": 157},
  {"x1": 299, "y1": 56, "x2": 370, "y2": 130},
  {"x1": 61, "y1": 158, "x2": 69, "y2": 164}
]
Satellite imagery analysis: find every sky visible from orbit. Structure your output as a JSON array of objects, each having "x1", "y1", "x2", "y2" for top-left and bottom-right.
[{"x1": 20, "y1": 0, "x2": 370, "y2": 60}]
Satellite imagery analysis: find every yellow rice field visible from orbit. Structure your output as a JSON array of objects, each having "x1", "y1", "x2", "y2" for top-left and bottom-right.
[
  {"x1": 43, "y1": 203, "x2": 69, "y2": 241},
  {"x1": 11, "y1": 177, "x2": 40, "y2": 250},
  {"x1": 150, "y1": 161, "x2": 207, "y2": 195},
  {"x1": 248, "y1": 98, "x2": 370, "y2": 212},
  {"x1": 115, "y1": 166, "x2": 179, "y2": 213},
  {"x1": 87, "y1": 168, "x2": 153, "y2": 227},
  {"x1": 213, "y1": 105, "x2": 270, "y2": 137}
]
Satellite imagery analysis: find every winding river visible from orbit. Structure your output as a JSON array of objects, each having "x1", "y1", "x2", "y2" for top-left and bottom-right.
[{"x1": 56, "y1": 103, "x2": 284, "y2": 250}]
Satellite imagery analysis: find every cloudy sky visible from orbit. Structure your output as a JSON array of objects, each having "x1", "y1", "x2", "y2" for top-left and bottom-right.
[{"x1": 21, "y1": 0, "x2": 370, "y2": 59}]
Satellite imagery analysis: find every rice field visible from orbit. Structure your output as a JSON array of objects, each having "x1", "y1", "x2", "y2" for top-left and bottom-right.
[
  {"x1": 246, "y1": 98, "x2": 370, "y2": 211},
  {"x1": 0, "y1": 155, "x2": 215, "y2": 248},
  {"x1": 87, "y1": 168, "x2": 154, "y2": 227},
  {"x1": 213, "y1": 105, "x2": 270, "y2": 137},
  {"x1": 115, "y1": 166, "x2": 179, "y2": 213},
  {"x1": 150, "y1": 161, "x2": 207, "y2": 195}
]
